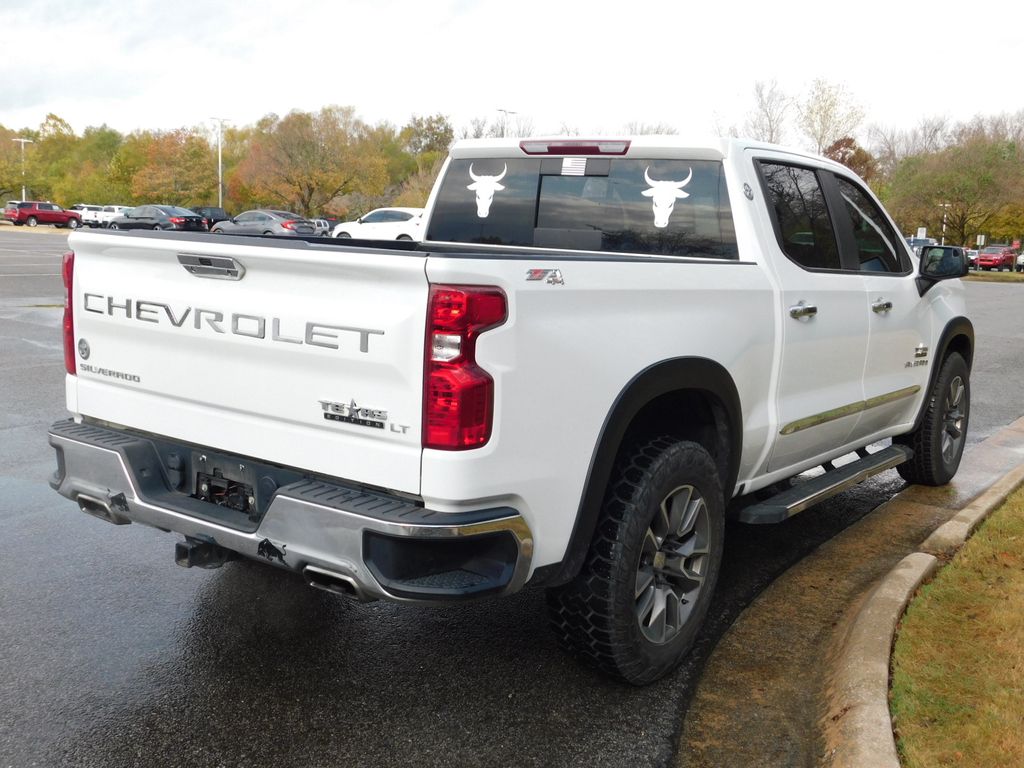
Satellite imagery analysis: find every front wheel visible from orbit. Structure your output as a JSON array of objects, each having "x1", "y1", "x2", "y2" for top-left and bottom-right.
[
  {"x1": 396, "y1": 234, "x2": 413, "y2": 241},
  {"x1": 109, "y1": 223, "x2": 120, "y2": 230},
  {"x1": 67, "y1": 218, "x2": 80, "y2": 229},
  {"x1": 335, "y1": 231, "x2": 351, "y2": 239},
  {"x1": 896, "y1": 352, "x2": 970, "y2": 486},
  {"x1": 547, "y1": 437, "x2": 724, "y2": 685}
]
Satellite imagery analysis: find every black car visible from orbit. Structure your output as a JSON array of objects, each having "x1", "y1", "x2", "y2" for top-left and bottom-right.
[
  {"x1": 190, "y1": 206, "x2": 231, "y2": 228},
  {"x1": 109, "y1": 205, "x2": 207, "y2": 231}
]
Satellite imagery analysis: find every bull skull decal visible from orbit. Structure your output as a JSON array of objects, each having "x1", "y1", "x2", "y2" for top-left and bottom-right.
[
  {"x1": 641, "y1": 166, "x2": 693, "y2": 228},
  {"x1": 467, "y1": 163, "x2": 507, "y2": 218}
]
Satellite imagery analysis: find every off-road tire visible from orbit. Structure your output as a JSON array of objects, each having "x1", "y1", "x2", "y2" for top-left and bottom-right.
[
  {"x1": 895, "y1": 352, "x2": 969, "y2": 486},
  {"x1": 547, "y1": 437, "x2": 724, "y2": 685}
]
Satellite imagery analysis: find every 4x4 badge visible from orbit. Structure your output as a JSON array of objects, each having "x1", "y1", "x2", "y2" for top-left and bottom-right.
[{"x1": 526, "y1": 268, "x2": 564, "y2": 285}]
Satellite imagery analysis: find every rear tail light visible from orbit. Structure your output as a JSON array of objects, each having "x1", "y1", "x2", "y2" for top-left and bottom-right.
[
  {"x1": 62, "y1": 251, "x2": 75, "y2": 375},
  {"x1": 281, "y1": 220, "x2": 298, "y2": 230},
  {"x1": 168, "y1": 217, "x2": 185, "y2": 225},
  {"x1": 424, "y1": 285, "x2": 507, "y2": 449}
]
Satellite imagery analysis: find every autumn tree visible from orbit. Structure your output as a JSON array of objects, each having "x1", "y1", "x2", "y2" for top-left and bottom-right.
[
  {"x1": 391, "y1": 155, "x2": 445, "y2": 208},
  {"x1": 234, "y1": 106, "x2": 388, "y2": 216},
  {"x1": 49, "y1": 125, "x2": 124, "y2": 204},
  {"x1": 797, "y1": 79, "x2": 864, "y2": 154},
  {"x1": 823, "y1": 137, "x2": 877, "y2": 182},
  {"x1": 130, "y1": 128, "x2": 216, "y2": 205},
  {"x1": 403, "y1": 114, "x2": 454, "y2": 155},
  {"x1": 0, "y1": 124, "x2": 23, "y2": 199},
  {"x1": 743, "y1": 80, "x2": 790, "y2": 144},
  {"x1": 868, "y1": 117, "x2": 951, "y2": 180},
  {"x1": 883, "y1": 136, "x2": 1024, "y2": 246}
]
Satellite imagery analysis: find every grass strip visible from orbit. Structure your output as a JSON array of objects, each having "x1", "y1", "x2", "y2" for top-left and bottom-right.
[
  {"x1": 964, "y1": 271, "x2": 1024, "y2": 283},
  {"x1": 890, "y1": 488, "x2": 1024, "y2": 767}
]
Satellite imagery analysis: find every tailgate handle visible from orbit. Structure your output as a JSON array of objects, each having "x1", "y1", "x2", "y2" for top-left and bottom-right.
[{"x1": 178, "y1": 253, "x2": 246, "y2": 280}]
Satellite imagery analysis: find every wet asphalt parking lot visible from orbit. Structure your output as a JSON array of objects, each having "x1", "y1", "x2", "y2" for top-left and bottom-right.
[{"x1": 1, "y1": 226, "x2": 1021, "y2": 767}]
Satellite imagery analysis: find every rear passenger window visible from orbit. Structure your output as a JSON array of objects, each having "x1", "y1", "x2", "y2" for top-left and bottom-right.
[
  {"x1": 834, "y1": 177, "x2": 908, "y2": 273},
  {"x1": 758, "y1": 162, "x2": 841, "y2": 271},
  {"x1": 428, "y1": 157, "x2": 737, "y2": 259}
]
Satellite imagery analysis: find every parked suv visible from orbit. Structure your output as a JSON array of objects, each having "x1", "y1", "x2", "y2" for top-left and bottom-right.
[
  {"x1": 976, "y1": 245, "x2": 1015, "y2": 271},
  {"x1": 3, "y1": 201, "x2": 81, "y2": 229}
]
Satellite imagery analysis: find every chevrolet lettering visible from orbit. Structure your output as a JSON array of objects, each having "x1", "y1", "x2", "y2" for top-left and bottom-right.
[
  {"x1": 82, "y1": 294, "x2": 384, "y2": 352},
  {"x1": 51, "y1": 135, "x2": 972, "y2": 686}
]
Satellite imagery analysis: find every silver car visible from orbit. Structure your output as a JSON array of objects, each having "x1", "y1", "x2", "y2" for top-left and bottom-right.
[{"x1": 211, "y1": 209, "x2": 316, "y2": 237}]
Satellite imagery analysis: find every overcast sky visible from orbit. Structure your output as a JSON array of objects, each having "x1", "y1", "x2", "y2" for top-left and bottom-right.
[{"x1": 2, "y1": 0, "x2": 1020, "y2": 147}]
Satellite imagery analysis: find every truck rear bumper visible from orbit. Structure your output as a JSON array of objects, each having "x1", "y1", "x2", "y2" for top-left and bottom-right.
[{"x1": 48, "y1": 420, "x2": 533, "y2": 602}]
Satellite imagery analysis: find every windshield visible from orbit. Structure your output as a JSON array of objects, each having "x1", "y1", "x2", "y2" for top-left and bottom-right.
[{"x1": 428, "y1": 157, "x2": 738, "y2": 259}]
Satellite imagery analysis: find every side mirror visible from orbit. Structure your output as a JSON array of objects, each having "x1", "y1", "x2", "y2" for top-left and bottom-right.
[{"x1": 916, "y1": 247, "x2": 968, "y2": 296}]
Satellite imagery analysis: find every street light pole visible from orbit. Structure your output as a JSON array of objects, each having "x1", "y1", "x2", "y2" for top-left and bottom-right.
[
  {"x1": 210, "y1": 117, "x2": 230, "y2": 208},
  {"x1": 496, "y1": 108, "x2": 517, "y2": 138},
  {"x1": 11, "y1": 138, "x2": 34, "y2": 201}
]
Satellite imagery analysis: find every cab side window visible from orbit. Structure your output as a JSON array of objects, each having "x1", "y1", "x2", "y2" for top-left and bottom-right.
[
  {"x1": 757, "y1": 162, "x2": 841, "y2": 271},
  {"x1": 834, "y1": 177, "x2": 908, "y2": 273}
]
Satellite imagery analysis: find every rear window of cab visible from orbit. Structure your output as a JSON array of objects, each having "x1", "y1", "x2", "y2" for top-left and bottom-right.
[{"x1": 427, "y1": 157, "x2": 738, "y2": 259}]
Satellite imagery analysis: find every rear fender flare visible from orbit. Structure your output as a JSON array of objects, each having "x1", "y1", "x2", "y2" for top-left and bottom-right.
[{"x1": 541, "y1": 357, "x2": 742, "y2": 586}]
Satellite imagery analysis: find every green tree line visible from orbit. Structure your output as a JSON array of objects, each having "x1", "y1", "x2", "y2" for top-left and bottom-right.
[
  {"x1": 3, "y1": 102, "x2": 1023, "y2": 245},
  {"x1": 0, "y1": 108, "x2": 453, "y2": 219}
]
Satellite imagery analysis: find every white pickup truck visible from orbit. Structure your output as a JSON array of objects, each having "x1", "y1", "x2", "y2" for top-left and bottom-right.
[
  {"x1": 68, "y1": 204, "x2": 104, "y2": 228},
  {"x1": 49, "y1": 136, "x2": 972, "y2": 684}
]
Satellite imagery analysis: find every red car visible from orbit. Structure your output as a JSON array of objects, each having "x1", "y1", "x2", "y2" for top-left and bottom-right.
[
  {"x1": 4, "y1": 201, "x2": 82, "y2": 229},
  {"x1": 976, "y1": 245, "x2": 1015, "y2": 271}
]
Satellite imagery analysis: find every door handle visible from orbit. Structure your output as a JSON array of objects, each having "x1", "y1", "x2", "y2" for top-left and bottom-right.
[
  {"x1": 872, "y1": 299, "x2": 894, "y2": 314},
  {"x1": 789, "y1": 301, "x2": 818, "y2": 319}
]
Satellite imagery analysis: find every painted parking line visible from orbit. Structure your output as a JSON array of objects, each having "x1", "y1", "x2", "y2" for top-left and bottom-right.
[{"x1": 0, "y1": 273, "x2": 61, "y2": 277}]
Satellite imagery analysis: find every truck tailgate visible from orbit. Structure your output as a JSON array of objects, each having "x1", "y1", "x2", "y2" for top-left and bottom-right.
[{"x1": 67, "y1": 231, "x2": 428, "y2": 494}]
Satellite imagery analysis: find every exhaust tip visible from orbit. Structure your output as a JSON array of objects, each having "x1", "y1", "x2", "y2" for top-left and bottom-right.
[
  {"x1": 77, "y1": 494, "x2": 131, "y2": 525},
  {"x1": 303, "y1": 565, "x2": 372, "y2": 602}
]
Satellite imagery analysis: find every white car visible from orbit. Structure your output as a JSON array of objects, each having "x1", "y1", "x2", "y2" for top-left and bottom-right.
[
  {"x1": 332, "y1": 207, "x2": 424, "y2": 241},
  {"x1": 97, "y1": 205, "x2": 133, "y2": 228},
  {"x1": 1016, "y1": 252, "x2": 1024, "y2": 273}
]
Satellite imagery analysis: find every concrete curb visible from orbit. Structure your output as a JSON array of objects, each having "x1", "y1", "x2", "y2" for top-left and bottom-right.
[
  {"x1": 921, "y1": 461, "x2": 1024, "y2": 554},
  {"x1": 824, "y1": 459, "x2": 1024, "y2": 768}
]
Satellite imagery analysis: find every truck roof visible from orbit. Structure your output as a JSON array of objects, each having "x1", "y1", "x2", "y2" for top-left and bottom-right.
[{"x1": 449, "y1": 135, "x2": 843, "y2": 170}]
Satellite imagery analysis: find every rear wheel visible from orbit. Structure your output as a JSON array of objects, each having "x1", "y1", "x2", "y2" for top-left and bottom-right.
[
  {"x1": 109, "y1": 223, "x2": 120, "y2": 230},
  {"x1": 547, "y1": 437, "x2": 724, "y2": 685},
  {"x1": 26, "y1": 216, "x2": 37, "y2": 227},
  {"x1": 152, "y1": 224, "x2": 161, "y2": 230},
  {"x1": 396, "y1": 234, "x2": 413, "y2": 241},
  {"x1": 896, "y1": 352, "x2": 969, "y2": 486}
]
